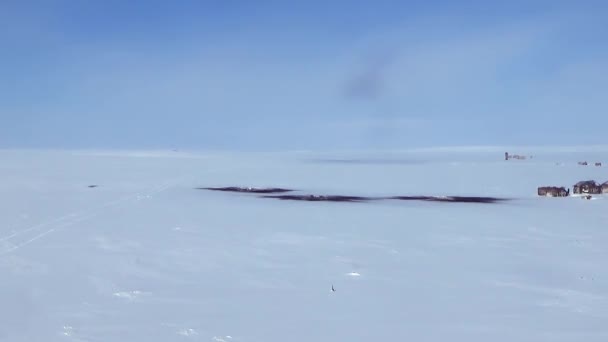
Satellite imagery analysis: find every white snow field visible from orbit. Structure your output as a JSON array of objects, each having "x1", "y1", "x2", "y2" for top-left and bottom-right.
[{"x1": 1, "y1": 148, "x2": 607, "y2": 341}]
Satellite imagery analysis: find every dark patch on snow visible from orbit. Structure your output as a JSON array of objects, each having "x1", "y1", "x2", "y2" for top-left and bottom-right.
[
  {"x1": 262, "y1": 194, "x2": 370, "y2": 202},
  {"x1": 387, "y1": 196, "x2": 507, "y2": 204},
  {"x1": 200, "y1": 186, "x2": 508, "y2": 204},
  {"x1": 263, "y1": 194, "x2": 508, "y2": 204},
  {"x1": 199, "y1": 186, "x2": 293, "y2": 194},
  {"x1": 88, "y1": 185, "x2": 99, "y2": 188}
]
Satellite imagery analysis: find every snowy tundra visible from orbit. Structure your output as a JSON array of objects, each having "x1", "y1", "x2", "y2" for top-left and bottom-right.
[{"x1": 0, "y1": 148, "x2": 607, "y2": 342}]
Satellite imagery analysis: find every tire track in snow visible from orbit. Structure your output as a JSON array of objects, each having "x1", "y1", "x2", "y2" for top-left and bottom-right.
[
  {"x1": 0, "y1": 212, "x2": 80, "y2": 242},
  {"x1": 0, "y1": 192, "x2": 141, "y2": 243},
  {"x1": 0, "y1": 178, "x2": 181, "y2": 255}
]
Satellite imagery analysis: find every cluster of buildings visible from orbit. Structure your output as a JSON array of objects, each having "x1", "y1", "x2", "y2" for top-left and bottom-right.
[
  {"x1": 578, "y1": 161, "x2": 602, "y2": 166},
  {"x1": 504, "y1": 152, "x2": 605, "y2": 198},
  {"x1": 538, "y1": 180, "x2": 608, "y2": 197}
]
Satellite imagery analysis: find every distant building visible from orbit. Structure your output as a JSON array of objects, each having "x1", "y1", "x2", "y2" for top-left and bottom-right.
[
  {"x1": 573, "y1": 180, "x2": 602, "y2": 195},
  {"x1": 505, "y1": 152, "x2": 528, "y2": 160},
  {"x1": 538, "y1": 186, "x2": 569, "y2": 197},
  {"x1": 602, "y1": 181, "x2": 608, "y2": 194},
  {"x1": 595, "y1": 162, "x2": 602, "y2": 167}
]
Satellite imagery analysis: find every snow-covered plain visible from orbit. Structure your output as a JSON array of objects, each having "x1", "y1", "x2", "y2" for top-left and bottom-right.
[{"x1": 1, "y1": 148, "x2": 607, "y2": 341}]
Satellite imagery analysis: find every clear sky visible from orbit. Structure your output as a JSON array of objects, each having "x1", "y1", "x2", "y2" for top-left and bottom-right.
[{"x1": 1, "y1": 0, "x2": 607, "y2": 150}]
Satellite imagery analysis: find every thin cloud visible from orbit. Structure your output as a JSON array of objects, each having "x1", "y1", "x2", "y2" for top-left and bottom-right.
[{"x1": 343, "y1": 52, "x2": 395, "y2": 100}]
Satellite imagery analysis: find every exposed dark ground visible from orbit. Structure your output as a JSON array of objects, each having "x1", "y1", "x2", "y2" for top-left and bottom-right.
[
  {"x1": 264, "y1": 194, "x2": 507, "y2": 203},
  {"x1": 199, "y1": 187, "x2": 508, "y2": 204},
  {"x1": 198, "y1": 186, "x2": 293, "y2": 194},
  {"x1": 262, "y1": 194, "x2": 370, "y2": 202}
]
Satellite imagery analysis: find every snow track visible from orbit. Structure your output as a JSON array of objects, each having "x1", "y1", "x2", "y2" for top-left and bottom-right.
[{"x1": 0, "y1": 179, "x2": 180, "y2": 255}]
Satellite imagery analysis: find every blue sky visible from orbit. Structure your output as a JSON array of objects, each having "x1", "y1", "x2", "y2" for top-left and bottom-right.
[{"x1": 1, "y1": 0, "x2": 607, "y2": 150}]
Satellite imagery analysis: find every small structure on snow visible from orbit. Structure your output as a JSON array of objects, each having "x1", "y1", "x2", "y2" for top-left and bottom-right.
[
  {"x1": 504, "y1": 152, "x2": 528, "y2": 160},
  {"x1": 602, "y1": 181, "x2": 608, "y2": 194},
  {"x1": 595, "y1": 162, "x2": 602, "y2": 167},
  {"x1": 537, "y1": 186, "x2": 569, "y2": 197},
  {"x1": 573, "y1": 180, "x2": 602, "y2": 195}
]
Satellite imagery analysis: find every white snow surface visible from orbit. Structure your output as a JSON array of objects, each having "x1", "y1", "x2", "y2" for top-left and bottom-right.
[{"x1": 1, "y1": 148, "x2": 607, "y2": 341}]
